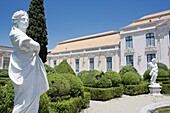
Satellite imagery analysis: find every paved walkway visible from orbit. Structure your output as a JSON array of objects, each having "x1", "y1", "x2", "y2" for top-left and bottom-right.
[{"x1": 81, "y1": 94, "x2": 170, "y2": 113}]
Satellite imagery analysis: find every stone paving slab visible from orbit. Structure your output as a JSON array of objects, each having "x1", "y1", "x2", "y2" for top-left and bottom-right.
[{"x1": 81, "y1": 95, "x2": 170, "y2": 113}]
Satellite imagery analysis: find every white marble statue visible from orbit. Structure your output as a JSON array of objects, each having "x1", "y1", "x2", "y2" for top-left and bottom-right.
[
  {"x1": 8, "y1": 10, "x2": 49, "y2": 113},
  {"x1": 148, "y1": 58, "x2": 158, "y2": 85}
]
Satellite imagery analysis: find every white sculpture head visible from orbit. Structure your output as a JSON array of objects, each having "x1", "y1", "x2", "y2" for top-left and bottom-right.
[
  {"x1": 12, "y1": 10, "x2": 29, "y2": 32},
  {"x1": 152, "y1": 58, "x2": 156, "y2": 64}
]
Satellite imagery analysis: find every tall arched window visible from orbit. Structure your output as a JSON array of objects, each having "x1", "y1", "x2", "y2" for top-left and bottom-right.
[
  {"x1": 146, "y1": 33, "x2": 155, "y2": 46},
  {"x1": 126, "y1": 36, "x2": 133, "y2": 48}
]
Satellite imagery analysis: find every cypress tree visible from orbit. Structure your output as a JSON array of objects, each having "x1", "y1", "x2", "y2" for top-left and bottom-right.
[{"x1": 26, "y1": 0, "x2": 48, "y2": 63}]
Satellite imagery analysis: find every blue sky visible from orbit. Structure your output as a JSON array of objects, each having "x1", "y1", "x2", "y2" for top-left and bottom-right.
[{"x1": 0, "y1": 0, "x2": 170, "y2": 50}]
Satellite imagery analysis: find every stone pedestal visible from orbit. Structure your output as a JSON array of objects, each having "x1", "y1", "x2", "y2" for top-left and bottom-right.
[{"x1": 148, "y1": 83, "x2": 162, "y2": 96}]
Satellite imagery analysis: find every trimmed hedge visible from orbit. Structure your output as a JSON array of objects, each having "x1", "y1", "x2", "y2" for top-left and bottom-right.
[
  {"x1": 94, "y1": 75, "x2": 112, "y2": 88},
  {"x1": 0, "y1": 81, "x2": 14, "y2": 113},
  {"x1": 105, "y1": 71, "x2": 122, "y2": 87},
  {"x1": 119, "y1": 65, "x2": 139, "y2": 76},
  {"x1": 54, "y1": 60, "x2": 75, "y2": 75},
  {"x1": 77, "y1": 70, "x2": 99, "y2": 87},
  {"x1": 157, "y1": 68, "x2": 169, "y2": 82},
  {"x1": 124, "y1": 82, "x2": 149, "y2": 96},
  {"x1": 39, "y1": 93, "x2": 51, "y2": 113},
  {"x1": 122, "y1": 72, "x2": 140, "y2": 85},
  {"x1": 50, "y1": 93, "x2": 90, "y2": 113},
  {"x1": 84, "y1": 86, "x2": 124, "y2": 101},
  {"x1": 47, "y1": 73, "x2": 71, "y2": 102},
  {"x1": 62, "y1": 74, "x2": 84, "y2": 97},
  {"x1": 0, "y1": 69, "x2": 8, "y2": 77},
  {"x1": 0, "y1": 78, "x2": 9, "y2": 86},
  {"x1": 161, "y1": 84, "x2": 170, "y2": 94},
  {"x1": 44, "y1": 64, "x2": 54, "y2": 75},
  {"x1": 82, "y1": 92, "x2": 91, "y2": 108},
  {"x1": 143, "y1": 69, "x2": 150, "y2": 81},
  {"x1": 157, "y1": 62, "x2": 168, "y2": 71}
]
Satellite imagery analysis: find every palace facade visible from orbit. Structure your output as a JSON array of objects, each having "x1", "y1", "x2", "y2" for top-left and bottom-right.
[
  {"x1": 47, "y1": 10, "x2": 170, "y2": 75},
  {"x1": 0, "y1": 46, "x2": 13, "y2": 69},
  {"x1": 47, "y1": 31, "x2": 120, "y2": 74}
]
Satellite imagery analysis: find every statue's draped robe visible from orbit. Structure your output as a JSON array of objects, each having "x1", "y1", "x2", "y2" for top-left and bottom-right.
[{"x1": 9, "y1": 27, "x2": 49, "y2": 113}]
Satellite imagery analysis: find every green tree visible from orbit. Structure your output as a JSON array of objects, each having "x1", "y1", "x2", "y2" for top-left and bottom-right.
[{"x1": 27, "y1": 0, "x2": 48, "y2": 63}]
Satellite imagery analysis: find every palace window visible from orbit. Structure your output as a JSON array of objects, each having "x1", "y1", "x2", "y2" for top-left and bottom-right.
[
  {"x1": 126, "y1": 55, "x2": 133, "y2": 66},
  {"x1": 146, "y1": 33, "x2": 155, "y2": 46},
  {"x1": 54, "y1": 60, "x2": 57, "y2": 66},
  {"x1": 89, "y1": 58, "x2": 94, "y2": 70},
  {"x1": 106, "y1": 57, "x2": 112, "y2": 71},
  {"x1": 147, "y1": 54, "x2": 156, "y2": 63},
  {"x1": 75, "y1": 59, "x2": 79, "y2": 73},
  {"x1": 126, "y1": 36, "x2": 133, "y2": 48},
  {"x1": 3, "y1": 57, "x2": 10, "y2": 69}
]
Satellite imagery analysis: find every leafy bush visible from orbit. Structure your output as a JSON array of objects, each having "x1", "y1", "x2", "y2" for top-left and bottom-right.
[
  {"x1": 47, "y1": 73, "x2": 71, "y2": 102},
  {"x1": 50, "y1": 96, "x2": 84, "y2": 113},
  {"x1": 54, "y1": 60, "x2": 75, "y2": 75},
  {"x1": 157, "y1": 62, "x2": 168, "y2": 71},
  {"x1": 0, "y1": 69, "x2": 8, "y2": 77},
  {"x1": 143, "y1": 69, "x2": 151, "y2": 81},
  {"x1": 84, "y1": 86, "x2": 124, "y2": 101},
  {"x1": 44, "y1": 64, "x2": 54, "y2": 75},
  {"x1": 0, "y1": 79, "x2": 8, "y2": 86},
  {"x1": 122, "y1": 72, "x2": 140, "y2": 85},
  {"x1": 77, "y1": 70, "x2": 99, "y2": 87},
  {"x1": 124, "y1": 82, "x2": 149, "y2": 96},
  {"x1": 0, "y1": 81, "x2": 14, "y2": 113},
  {"x1": 161, "y1": 84, "x2": 170, "y2": 94},
  {"x1": 168, "y1": 69, "x2": 170, "y2": 77},
  {"x1": 82, "y1": 92, "x2": 91, "y2": 108},
  {"x1": 105, "y1": 71, "x2": 121, "y2": 87},
  {"x1": 157, "y1": 68, "x2": 169, "y2": 82},
  {"x1": 94, "y1": 76, "x2": 112, "y2": 88},
  {"x1": 94, "y1": 71, "x2": 104, "y2": 80},
  {"x1": 62, "y1": 74, "x2": 84, "y2": 97},
  {"x1": 119, "y1": 65, "x2": 139, "y2": 76},
  {"x1": 39, "y1": 93, "x2": 51, "y2": 113}
]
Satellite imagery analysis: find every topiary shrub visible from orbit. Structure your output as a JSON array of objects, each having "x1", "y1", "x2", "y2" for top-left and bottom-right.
[
  {"x1": 62, "y1": 74, "x2": 84, "y2": 97},
  {"x1": 94, "y1": 71, "x2": 104, "y2": 80},
  {"x1": 161, "y1": 84, "x2": 170, "y2": 94},
  {"x1": 47, "y1": 73, "x2": 71, "y2": 102},
  {"x1": 50, "y1": 96, "x2": 84, "y2": 113},
  {"x1": 77, "y1": 70, "x2": 100, "y2": 87},
  {"x1": 39, "y1": 93, "x2": 51, "y2": 113},
  {"x1": 119, "y1": 65, "x2": 139, "y2": 76},
  {"x1": 157, "y1": 62, "x2": 168, "y2": 71},
  {"x1": 124, "y1": 82, "x2": 149, "y2": 96},
  {"x1": 0, "y1": 69, "x2": 8, "y2": 77},
  {"x1": 94, "y1": 76, "x2": 112, "y2": 88},
  {"x1": 0, "y1": 80, "x2": 14, "y2": 113},
  {"x1": 157, "y1": 68, "x2": 169, "y2": 82},
  {"x1": 168, "y1": 69, "x2": 170, "y2": 77},
  {"x1": 143, "y1": 69, "x2": 151, "y2": 81},
  {"x1": 54, "y1": 60, "x2": 75, "y2": 75},
  {"x1": 44, "y1": 64, "x2": 54, "y2": 75},
  {"x1": 84, "y1": 86, "x2": 124, "y2": 101},
  {"x1": 122, "y1": 72, "x2": 140, "y2": 85},
  {"x1": 82, "y1": 92, "x2": 91, "y2": 108},
  {"x1": 105, "y1": 71, "x2": 122, "y2": 87}
]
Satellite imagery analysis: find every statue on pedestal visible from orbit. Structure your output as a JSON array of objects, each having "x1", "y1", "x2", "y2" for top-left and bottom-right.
[
  {"x1": 148, "y1": 58, "x2": 162, "y2": 96},
  {"x1": 148, "y1": 58, "x2": 158, "y2": 85},
  {"x1": 8, "y1": 10, "x2": 49, "y2": 113}
]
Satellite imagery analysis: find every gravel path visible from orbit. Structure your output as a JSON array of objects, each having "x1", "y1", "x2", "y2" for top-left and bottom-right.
[{"x1": 81, "y1": 94, "x2": 170, "y2": 113}]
